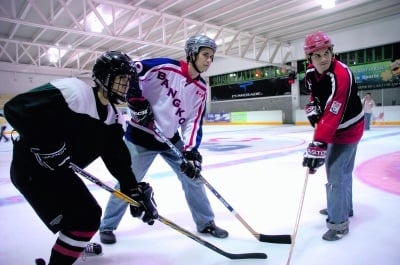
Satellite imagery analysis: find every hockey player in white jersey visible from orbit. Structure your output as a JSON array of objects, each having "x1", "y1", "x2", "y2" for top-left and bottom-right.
[{"x1": 99, "y1": 35, "x2": 229, "y2": 244}]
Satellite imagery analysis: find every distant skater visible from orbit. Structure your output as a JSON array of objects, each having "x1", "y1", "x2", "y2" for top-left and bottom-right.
[{"x1": 0, "y1": 114, "x2": 9, "y2": 142}]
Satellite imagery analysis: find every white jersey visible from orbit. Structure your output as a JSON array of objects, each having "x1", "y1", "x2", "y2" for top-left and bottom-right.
[
  {"x1": 51, "y1": 78, "x2": 125, "y2": 126},
  {"x1": 131, "y1": 58, "x2": 208, "y2": 151}
]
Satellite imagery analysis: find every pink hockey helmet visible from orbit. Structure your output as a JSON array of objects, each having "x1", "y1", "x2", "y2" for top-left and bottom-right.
[{"x1": 304, "y1": 31, "x2": 332, "y2": 55}]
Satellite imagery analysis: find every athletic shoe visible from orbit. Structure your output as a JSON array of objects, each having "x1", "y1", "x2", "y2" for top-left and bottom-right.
[
  {"x1": 319, "y1": 208, "x2": 353, "y2": 217},
  {"x1": 322, "y1": 228, "x2": 349, "y2": 241},
  {"x1": 100, "y1": 231, "x2": 116, "y2": 244},
  {"x1": 200, "y1": 221, "x2": 229, "y2": 238},
  {"x1": 85, "y1": 243, "x2": 102, "y2": 255}
]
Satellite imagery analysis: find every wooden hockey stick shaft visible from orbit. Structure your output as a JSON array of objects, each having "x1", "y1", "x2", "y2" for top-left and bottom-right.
[
  {"x1": 286, "y1": 168, "x2": 310, "y2": 265},
  {"x1": 69, "y1": 162, "x2": 267, "y2": 260},
  {"x1": 153, "y1": 126, "x2": 291, "y2": 244}
]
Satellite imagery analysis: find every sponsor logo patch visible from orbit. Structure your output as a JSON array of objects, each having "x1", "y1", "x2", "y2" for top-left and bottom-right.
[{"x1": 330, "y1": 101, "x2": 342, "y2": 114}]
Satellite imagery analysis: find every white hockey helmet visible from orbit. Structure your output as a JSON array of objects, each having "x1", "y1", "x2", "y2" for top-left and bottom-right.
[{"x1": 185, "y1": 35, "x2": 217, "y2": 58}]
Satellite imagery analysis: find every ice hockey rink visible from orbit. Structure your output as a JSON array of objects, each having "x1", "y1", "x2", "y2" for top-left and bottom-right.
[{"x1": 0, "y1": 124, "x2": 399, "y2": 265}]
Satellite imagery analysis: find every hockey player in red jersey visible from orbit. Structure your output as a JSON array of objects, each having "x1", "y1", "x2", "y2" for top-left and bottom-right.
[
  {"x1": 302, "y1": 31, "x2": 364, "y2": 241},
  {"x1": 4, "y1": 51, "x2": 158, "y2": 265},
  {"x1": 99, "y1": 35, "x2": 228, "y2": 244}
]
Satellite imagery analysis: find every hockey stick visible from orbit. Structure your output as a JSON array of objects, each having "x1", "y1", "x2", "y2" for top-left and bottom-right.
[
  {"x1": 153, "y1": 126, "x2": 292, "y2": 244},
  {"x1": 286, "y1": 168, "x2": 310, "y2": 265},
  {"x1": 69, "y1": 162, "x2": 267, "y2": 260}
]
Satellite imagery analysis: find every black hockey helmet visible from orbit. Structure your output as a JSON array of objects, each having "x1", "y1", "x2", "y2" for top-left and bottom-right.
[{"x1": 92, "y1": 51, "x2": 135, "y2": 104}]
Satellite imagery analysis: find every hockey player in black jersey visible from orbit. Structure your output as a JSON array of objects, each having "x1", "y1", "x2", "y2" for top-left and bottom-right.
[{"x1": 4, "y1": 51, "x2": 158, "y2": 265}]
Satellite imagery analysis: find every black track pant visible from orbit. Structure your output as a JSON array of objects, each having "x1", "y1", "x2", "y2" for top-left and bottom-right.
[{"x1": 10, "y1": 139, "x2": 102, "y2": 265}]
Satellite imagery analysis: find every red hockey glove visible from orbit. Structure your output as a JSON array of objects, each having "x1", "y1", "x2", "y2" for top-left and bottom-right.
[
  {"x1": 302, "y1": 141, "x2": 327, "y2": 174},
  {"x1": 305, "y1": 99, "x2": 322, "y2": 128},
  {"x1": 127, "y1": 97, "x2": 154, "y2": 128}
]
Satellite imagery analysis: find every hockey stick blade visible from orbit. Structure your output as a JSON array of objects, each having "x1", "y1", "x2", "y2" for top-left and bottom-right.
[
  {"x1": 69, "y1": 163, "x2": 267, "y2": 260},
  {"x1": 153, "y1": 126, "x2": 292, "y2": 244},
  {"x1": 259, "y1": 234, "x2": 292, "y2": 244},
  {"x1": 159, "y1": 215, "x2": 267, "y2": 260}
]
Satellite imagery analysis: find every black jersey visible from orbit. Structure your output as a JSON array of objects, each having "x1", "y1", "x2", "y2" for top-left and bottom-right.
[{"x1": 5, "y1": 77, "x2": 137, "y2": 190}]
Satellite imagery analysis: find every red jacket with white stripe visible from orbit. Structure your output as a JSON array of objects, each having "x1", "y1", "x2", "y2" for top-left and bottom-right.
[{"x1": 305, "y1": 58, "x2": 364, "y2": 144}]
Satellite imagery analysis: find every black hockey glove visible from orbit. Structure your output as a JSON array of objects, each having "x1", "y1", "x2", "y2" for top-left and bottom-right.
[
  {"x1": 127, "y1": 97, "x2": 154, "y2": 128},
  {"x1": 128, "y1": 182, "x2": 158, "y2": 225},
  {"x1": 31, "y1": 142, "x2": 71, "y2": 171},
  {"x1": 180, "y1": 149, "x2": 202, "y2": 179},
  {"x1": 305, "y1": 99, "x2": 322, "y2": 128},
  {"x1": 302, "y1": 141, "x2": 327, "y2": 174},
  {"x1": 107, "y1": 123, "x2": 125, "y2": 139}
]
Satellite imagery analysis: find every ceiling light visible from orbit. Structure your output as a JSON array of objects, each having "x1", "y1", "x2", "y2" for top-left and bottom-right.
[
  {"x1": 47, "y1": 47, "x2": 66, "y2": 64},
  {"x1": 83, "y1": 5, "x2": 113, "y2": 33},
  {"x1": 320, "y1": 0, "x2": 335, "y2": 9}
]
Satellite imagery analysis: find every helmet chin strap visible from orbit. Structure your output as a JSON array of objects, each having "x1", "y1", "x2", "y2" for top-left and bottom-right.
[
  {"x1": 96, "y1": 82, "x2": 120, "y2": 124},
  {"x1": 95, "y1": 80, "x2": 109, "y2": 106},
  {"x1": 109, "y1": 100, "x2": 119, "y2": 124},
  {"x1": 104, "y1": 89, "x2": 120, "y2": 124},
  {"x1": 190, "y1": 54, "x2": 203, "y2": 75}
]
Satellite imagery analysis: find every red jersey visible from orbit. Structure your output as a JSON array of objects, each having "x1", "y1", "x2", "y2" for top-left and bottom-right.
[{"x1": 305, "y1": 59, "x2": 364, "y2": 144}]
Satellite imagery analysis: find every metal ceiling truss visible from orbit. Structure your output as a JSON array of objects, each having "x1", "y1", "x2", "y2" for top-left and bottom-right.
[
  {"x1": 0, "y1": 0, "x2": 287, "y2": 76},
  {"x1": 1, "y1": 0, "x2": 399, "y2": 76}
]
